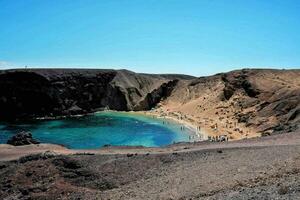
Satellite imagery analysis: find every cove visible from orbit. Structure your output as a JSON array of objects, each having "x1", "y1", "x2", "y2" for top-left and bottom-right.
[{"x1": 0, "y1": 111, "x2": 193, "y2": 149}]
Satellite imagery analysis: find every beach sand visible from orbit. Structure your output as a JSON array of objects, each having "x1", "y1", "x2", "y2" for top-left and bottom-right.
[{"x1": 147, "y1": 87, "x2": 262, "y2": 141}]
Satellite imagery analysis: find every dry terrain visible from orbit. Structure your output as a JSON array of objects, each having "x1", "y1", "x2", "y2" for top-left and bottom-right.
[
  {"x1": 151, "y1": 69, "x2": 300, "y2": 140},
  {"x1": 0, "y1": 131, "x2": 300, "y2": 199},
  {"x1": 0, "y1": 68, "x2": 299, "y2": 199}
]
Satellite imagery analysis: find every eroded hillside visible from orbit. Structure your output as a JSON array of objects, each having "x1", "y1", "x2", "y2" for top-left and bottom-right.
[
  {"x1": 155, "y1": 69, "x2": 300, "y2": 139},
  {"x1": 0, "y1": 69, "x2": 193, "y2": 121},
  {"x1": 0, "y1": 68, "x2": 299, "y2": 139}
]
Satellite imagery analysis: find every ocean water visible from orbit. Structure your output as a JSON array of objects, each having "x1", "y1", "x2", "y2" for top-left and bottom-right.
[{"x1": 0, "y1": 112, "x2": 192, "y2": 149}]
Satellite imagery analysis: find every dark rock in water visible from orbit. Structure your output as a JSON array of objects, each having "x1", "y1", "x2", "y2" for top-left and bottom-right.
[{"x1": 7, "y1": 131, "x2": 40, "y2": 146}]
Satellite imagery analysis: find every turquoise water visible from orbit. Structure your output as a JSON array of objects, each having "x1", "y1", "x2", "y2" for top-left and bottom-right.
[{"x1": 0, "y1": 112, "x2": 192, "y2": 149}]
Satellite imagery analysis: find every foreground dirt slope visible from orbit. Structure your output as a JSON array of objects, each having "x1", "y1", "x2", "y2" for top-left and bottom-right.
[
  {"x1": 155, "y1": 69, "x2": 300, "y2": 139},
  {"x1": 0, "y1": 131, "x2": 300, "y2": 200}
]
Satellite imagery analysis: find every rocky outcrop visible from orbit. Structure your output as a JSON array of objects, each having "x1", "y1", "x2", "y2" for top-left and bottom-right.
[
  {"x1": 0, "y1": 69, "x2": 193, "y2": 121},
  {"x1": 0, "y1": 68, "x2": 299, "y2": 136},
  {"x1": 134, "y1": 80, "x2": 179, "y2": 110},
  {"x1": 158, "y1": 68, "x2": 300, "y2": 137},
  {"x1": 221, "y1": 70, "x2": 260, "y2": 100},
  {"x1": 7, "y1": 131, "x2": 40, "y2": 146},
  {"x1": 220, "y1": 69, "x2": 300, "y2": 134}
]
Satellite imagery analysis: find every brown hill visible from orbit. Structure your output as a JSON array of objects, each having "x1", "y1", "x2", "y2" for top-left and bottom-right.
[
  {"x1": 0, "y1": 68, "x2": 299, "y2": 139},
  {"x1": 154, "y1": 69, "x2": 300, "y2": 139}
]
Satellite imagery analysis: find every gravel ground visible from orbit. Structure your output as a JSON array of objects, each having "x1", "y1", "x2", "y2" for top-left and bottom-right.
[{"x1": 0, "y1": 136, "x2": 300, "y2": 200}]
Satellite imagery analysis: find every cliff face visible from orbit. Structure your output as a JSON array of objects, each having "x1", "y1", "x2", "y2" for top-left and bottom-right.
[
  {"x1": 0, "y1": 68, "x2": 299, "y2": 137},
  {"x1": 0, "y1": 69, "x2": 192, "y2": 121},
  {"x1": 156, "y1": 69, "x2": 300, "y2": 138},
  {"x1": 220, "y1": 69, "x2": 300, "y2": 134}
]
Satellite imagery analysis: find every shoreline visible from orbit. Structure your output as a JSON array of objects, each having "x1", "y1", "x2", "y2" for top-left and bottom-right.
[
  {"x1": 0, "y1": 110, "x2": 203, "y2": 150},
  {"x1": 135, "y1": 110, "x2": 207, "y2": 141},
  {"x1": 1, "y1": 108, "x2": 262, "y2": 149},
  {"x1": 4, "y1": 109, "x2": 258, "y2": 141},
  {"x1": 145, "y1": 106, "x2": 263, "y2": 141},
  {"x1": 96, "y1": 110, "x2": 205, "y2": 142},
  {"x1": 0, "y1": 130, "x2": 299, "y2": 162}
]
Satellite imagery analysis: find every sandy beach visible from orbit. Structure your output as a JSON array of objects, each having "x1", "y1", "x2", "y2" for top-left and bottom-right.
[
  {"x1": 147, "y1": 101, "x2": 260, "y2": 141},
  {"x1": 134, "y1": 110, "x2": 206, "y2": 140}
]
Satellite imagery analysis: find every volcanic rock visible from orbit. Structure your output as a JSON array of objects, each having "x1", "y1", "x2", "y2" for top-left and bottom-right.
[
  {"x1": 7, "y1": 131, "x2": 40, "y2": 146},
  {"x1": 0, "y1": 69, "x2": 194, "y2": 121}
]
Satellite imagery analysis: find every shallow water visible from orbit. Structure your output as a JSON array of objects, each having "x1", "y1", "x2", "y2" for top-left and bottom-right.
[{"x1": 0, "y1": 112, "x2": 193, "y2": 149}]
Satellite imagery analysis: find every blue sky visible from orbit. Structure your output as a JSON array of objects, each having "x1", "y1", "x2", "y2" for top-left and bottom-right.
[{"x1": 0, "y1": 0, "x2": 299, "y2": 76}]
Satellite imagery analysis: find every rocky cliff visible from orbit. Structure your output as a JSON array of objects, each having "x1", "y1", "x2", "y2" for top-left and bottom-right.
[
  {"x1": 0, "y1": 69, "x2": 194, "y2": 121},
  {"x1": 154, "y1": 69, "x2": 300, "y2": 138},
  {"x1": 0, "y1": 68, "x2": 299, "y2": 137}
]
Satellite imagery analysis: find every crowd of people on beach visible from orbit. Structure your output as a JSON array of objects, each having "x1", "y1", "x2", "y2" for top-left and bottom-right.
[
  {"x1": 150, "y1": 110, "x2": 229, "y2": 143},
  {"x1": 208, "y1": 135, "x2": 228, "y2": 142}
]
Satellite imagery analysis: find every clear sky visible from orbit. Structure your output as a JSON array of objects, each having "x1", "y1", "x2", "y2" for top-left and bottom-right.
[{"x1": 0, "y1": 0, "x2": 299, "y2": 76}]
